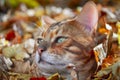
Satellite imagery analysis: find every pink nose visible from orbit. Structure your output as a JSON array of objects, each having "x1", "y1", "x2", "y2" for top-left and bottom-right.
[{"x1": 38, "y1": 48, "x2": 44, "y2": 55}]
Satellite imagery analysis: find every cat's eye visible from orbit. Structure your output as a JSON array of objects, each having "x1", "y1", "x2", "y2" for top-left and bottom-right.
[
  {"x1": 55, "y1": 37, "x2": 67, "y2": 43},
  {"x1": 37, "y1": 38, "x2": 44, "y2": 44}
]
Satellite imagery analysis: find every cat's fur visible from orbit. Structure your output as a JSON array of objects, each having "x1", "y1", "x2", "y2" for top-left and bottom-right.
[{"x1": 35, "y1": 1, "x2": 98, "y2": 80}]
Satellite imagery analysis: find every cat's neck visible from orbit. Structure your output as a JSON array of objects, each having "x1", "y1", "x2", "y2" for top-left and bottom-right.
[{"x1": 77, "y1": 50, "x2": 97, "y2": 80}]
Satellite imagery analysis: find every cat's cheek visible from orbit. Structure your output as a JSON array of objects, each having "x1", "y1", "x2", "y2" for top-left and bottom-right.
[{"x1": 35, "y1": 51, "x2": 40, "y2": 64}]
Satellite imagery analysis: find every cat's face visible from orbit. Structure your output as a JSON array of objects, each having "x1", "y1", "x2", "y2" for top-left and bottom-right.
[{"x1": 35, "y1": 1, "x2": 98, "y2": 78}]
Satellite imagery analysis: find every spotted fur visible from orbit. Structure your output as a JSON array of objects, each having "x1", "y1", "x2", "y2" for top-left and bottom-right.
[{"x1": 35, "y1": 1, "x2": 98, "y2": 80}]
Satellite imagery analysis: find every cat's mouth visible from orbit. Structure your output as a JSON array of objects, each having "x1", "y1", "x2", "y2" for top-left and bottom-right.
[
  {"x1": 35, "y1": 51, "x2": 72, "y2": 76},
  {"x1": 38, "y1": 57, "x2": 66, "y2": 66},
  {"x1": 36, "y1": 51, "x2": 66, "y2": 66}
]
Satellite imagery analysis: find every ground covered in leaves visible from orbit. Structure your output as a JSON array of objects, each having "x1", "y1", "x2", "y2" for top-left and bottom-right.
[{"x1": 0, "y1": 0, "x2": 120, "y2": 80}]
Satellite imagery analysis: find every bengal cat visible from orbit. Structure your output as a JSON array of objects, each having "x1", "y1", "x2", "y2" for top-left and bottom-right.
[{"x1": 35, "y1": 1, "x2": 98, "y2": 80}]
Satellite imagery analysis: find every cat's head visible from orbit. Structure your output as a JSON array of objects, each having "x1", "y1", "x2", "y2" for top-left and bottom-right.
[{"x1": 35, "y1": 1, "x2": 98, "y2": 78}]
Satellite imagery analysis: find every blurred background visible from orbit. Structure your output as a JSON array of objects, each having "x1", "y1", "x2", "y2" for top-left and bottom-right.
[
  {"x1": 0, "y1": 0, "x2": 120, "y2": 80},
  {"x1": 0, "y1": 0, "x2": 120, "y2": 12}
]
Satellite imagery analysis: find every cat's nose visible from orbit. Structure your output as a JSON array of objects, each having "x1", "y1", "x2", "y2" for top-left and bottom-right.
[
  {"x1": 37, "y1": 46, "x2": 46, "y2": 55},
  {"x1": 38, "y1": 48, "x2": 44, "y2": 54}
]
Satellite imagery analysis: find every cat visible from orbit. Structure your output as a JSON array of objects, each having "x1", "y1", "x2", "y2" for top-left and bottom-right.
[{"x1": 35, "y1": 1, "x2": 98, "y2": 80}]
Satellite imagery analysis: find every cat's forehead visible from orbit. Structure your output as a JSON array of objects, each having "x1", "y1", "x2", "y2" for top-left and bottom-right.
[
  {"x1": 39, "y1": 17, "x2": 88, "y2": 40},
  {"x1": 47, "y1": 21, "x2": 63, "y2": 32},
  {"x1": 40, "y1": 18, "x2": 71, "y2": 36},
  {"x1": 39, "y1": 22, "x2": 65, "y2": 41},
  {"x1": 47, "y1": 17, "x2": 75, "y2": 32}
]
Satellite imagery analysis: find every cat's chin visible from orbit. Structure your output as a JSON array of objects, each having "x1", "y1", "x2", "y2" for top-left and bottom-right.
[{"x1": 35, "y1": 51, "x2": 71, "y2": 75}]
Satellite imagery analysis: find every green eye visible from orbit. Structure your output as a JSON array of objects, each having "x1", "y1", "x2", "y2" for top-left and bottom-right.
[{"x1": 56, "y1": 37, "x2": 67, "y2": 43}]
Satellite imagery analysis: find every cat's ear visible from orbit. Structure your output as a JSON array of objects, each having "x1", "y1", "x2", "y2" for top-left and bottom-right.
[
  {"x1": 41, "y1": 16, "x2": 56, "y2": 26},
  {"x1": 76, "y1": 1, "x2": 98, "y2": 33}
]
